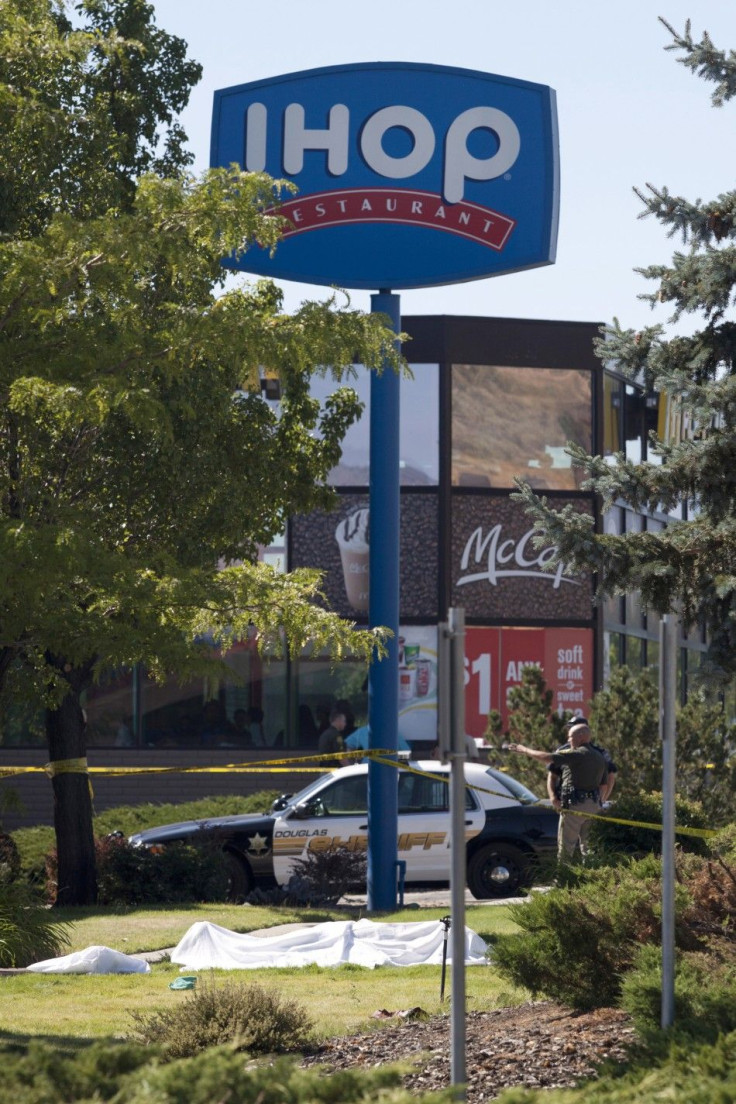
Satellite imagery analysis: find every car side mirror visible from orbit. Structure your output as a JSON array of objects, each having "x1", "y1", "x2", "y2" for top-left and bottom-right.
[
  {"x1": 270, "y1": 793, "x2": 293, "y2": 813},
  {"x1": 291, "y1": 798, "x2": 321, "y2": 819}
]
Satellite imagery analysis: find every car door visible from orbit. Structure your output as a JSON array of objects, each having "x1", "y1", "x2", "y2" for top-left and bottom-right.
[
  {"x1": 397, "y1": 767, "x2": 485, "y2": 881},
  {"x1": 272, "y1": 772, "x2": 369, "y2": 886}
]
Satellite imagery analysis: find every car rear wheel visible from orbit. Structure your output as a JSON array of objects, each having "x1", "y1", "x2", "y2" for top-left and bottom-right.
[
  {"x1": 467, "y1": 843, "x2": 528, "y2": 899},
  {"x1": 225, "y1": 851, "x2": 253, "y2": 902}
]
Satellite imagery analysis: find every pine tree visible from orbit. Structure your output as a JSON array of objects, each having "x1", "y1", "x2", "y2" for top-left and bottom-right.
[{"x1": 514, "y1": 18, "x2": 736, "y2": 683}]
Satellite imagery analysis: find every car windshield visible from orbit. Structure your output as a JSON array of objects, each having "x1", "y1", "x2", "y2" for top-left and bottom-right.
[
  {"x1": 485, "y1": 767, "x2": 539, "y2": 804},
  {"x1": 277, "y1": 771, "x2": 339, "y2": 812}
]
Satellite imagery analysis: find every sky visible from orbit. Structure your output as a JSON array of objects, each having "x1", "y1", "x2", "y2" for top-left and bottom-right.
[{"x1": 149, "y1": 0, "x2": 736, "y2": 333}]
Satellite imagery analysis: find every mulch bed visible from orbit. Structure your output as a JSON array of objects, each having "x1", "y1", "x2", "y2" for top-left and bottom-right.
[{"x1": 302, "y1": 1000, "x2": 637, "y2": 1102}]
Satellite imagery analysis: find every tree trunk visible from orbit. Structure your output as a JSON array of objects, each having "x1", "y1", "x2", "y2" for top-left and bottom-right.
[{"x1": 45, "y1": 663, "x2": 97, "y2": 907}]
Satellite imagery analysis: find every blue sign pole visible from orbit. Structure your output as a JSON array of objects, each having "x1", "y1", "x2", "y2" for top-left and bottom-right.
[{"x1": 367, "y1": 290, "x2": 400, "y2": 912}]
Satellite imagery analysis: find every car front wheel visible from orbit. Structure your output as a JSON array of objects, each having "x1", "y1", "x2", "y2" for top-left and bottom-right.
[
  {"x1": 225, "y1": 850, "x2": 254, "y2": 902},
  {"x1": 467, "y1": 842, "x2": 528, "y2": 899}
]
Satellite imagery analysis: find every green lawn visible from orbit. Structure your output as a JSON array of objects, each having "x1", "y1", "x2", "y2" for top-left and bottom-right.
[{"x1": 1, "y1": 903, "x2": 525, "y2": 1044}]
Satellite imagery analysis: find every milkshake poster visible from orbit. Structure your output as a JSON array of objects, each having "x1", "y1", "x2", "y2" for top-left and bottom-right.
[{"x1": 290, "y1": 494, "x2": 438, "y2": 621}]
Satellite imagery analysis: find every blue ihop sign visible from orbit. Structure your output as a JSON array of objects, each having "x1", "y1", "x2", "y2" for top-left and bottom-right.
[{"x1": 211, "y1": 62, "x2": 559, "y2": 290}]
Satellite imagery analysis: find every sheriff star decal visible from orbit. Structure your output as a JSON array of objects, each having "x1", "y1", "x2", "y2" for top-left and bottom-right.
[{"x1": 245, "y1": 832, "x2": 270, "y2": 855}]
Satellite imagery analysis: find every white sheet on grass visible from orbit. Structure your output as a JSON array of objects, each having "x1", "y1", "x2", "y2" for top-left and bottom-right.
[
  {"x1": 171, "y1": 919, "x2": 489, "y2": 970},
  {"x1": 27, "y1": 945, "x2": 151, "y2": 974}
]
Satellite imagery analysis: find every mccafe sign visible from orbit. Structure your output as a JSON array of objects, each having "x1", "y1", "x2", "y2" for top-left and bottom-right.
[
  {"x1": 451, "y1": 497, "x2": 594, "y2": 622},
  {"x1": 457, "y1": 523, "x2": 577, "y2": 590},
  {"x1": 211, "y1": 62, "x2": 559, "y2": 289}
]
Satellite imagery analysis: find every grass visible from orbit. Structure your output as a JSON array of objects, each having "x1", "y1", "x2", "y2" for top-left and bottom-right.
[{"x1": 0, "y1": 903, "x2": 525, "y2": 1043}]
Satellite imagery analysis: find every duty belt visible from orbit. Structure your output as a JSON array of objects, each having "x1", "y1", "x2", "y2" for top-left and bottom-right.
[{"x1": 562, "y1": 788, "x2": 600, "y2": 807}]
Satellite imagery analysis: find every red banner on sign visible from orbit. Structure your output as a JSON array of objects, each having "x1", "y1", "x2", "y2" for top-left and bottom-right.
[
  {"x1": 270, "y1": 189, "x2": 516, "y2": 251},
  {"x1": 464, "y1": 626, "x2": 593, "y2": 738}
]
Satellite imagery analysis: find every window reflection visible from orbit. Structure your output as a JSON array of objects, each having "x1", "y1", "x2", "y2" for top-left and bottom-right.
[
  {"x1": 603, "y1": 375, "x2": 621, "y2": 457},
  {"x1": 308, "y1": 364, "x2": 439, "y2": 486},
  {"x1": 624, "y1": 385, "x2": 643, "y2": 464},
  {"x1": 451, "y1": 365, "x2": 592, "y2": 490}
]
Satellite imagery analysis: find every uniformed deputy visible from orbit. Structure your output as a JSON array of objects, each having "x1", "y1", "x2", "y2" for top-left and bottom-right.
[
  {"x1": 506, "y1": 724, "x2": 608, "y2": 860},
  {"x1": 547, "y1": 716, "x2": 617, "y2": 806}
]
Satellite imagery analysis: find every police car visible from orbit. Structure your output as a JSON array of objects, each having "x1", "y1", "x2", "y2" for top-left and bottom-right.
[{"x1": 128, "y1": 760, "x2": 558, "y2": 900}]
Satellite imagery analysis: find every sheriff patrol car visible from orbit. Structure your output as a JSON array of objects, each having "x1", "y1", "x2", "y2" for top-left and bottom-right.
[{"x1": 128, "y1": 760, "x2": 558, "y2": 899}]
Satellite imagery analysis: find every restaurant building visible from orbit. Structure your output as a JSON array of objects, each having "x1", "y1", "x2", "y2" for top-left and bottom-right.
[{"x1": 0, "y1": 314, "x2": 709, "y2": 825}]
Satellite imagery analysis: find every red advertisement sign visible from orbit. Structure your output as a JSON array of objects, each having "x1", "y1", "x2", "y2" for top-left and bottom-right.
[{"x1": 464, "y1": 626, "x2": 593, "y2": 738}]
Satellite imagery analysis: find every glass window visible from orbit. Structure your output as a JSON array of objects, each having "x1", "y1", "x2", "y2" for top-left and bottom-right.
[
  {"x1": 485, "y1": 767, "x2": 538, "y2": 805},
  {"x1": 624, "y1": 511, "x2": 644, "y2": 630},
  {"x1": 626, "y1": 636, "x2": 644, "y2": 669},
  {"x1": 398, "y1": 771, "x2": 475, "y2": 812},
  {"x1": 451, "y1": 365, "x2": 592, "y2": 490},
  {"x1": 135, "y1": 644, "x2": 287, "y2": 750},
  {"x1": 602, "y1": 508, "x2": 624, "y2": 625},
  {"x1": 624, "y1": 385, "x2": 644, "y2": 464},
  {"x1": 607, "y1": 632, "x2": 622, "y2": 674},
  {"x1": 647, "y1": 640, "x2": 660, "y2": 679},
  {"x1": 603, "y1": 375, "x2": 621, "y2": 458},
  {"x1": 293, "y1": 651, "x2": 369, "y2": 749},
  {"x1": 308, "y1": 364, "x2": 439, "y2": 486},
  {"x1": 85, "y1": 669, "x2": 137, "y2": 747},
  {"x1": 313, "y1": 775, "x2": 368, "y2": 815}
]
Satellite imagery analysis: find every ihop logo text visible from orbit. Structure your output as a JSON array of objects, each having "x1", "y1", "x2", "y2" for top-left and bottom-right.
[
  {"x1": 243, "y1": 102, "x2": 521, "y2": 204},
  {"x1": 211, "y1": 62, "x2": 559, "y2": 289}
]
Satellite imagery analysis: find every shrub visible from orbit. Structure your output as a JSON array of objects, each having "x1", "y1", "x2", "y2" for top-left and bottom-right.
[
  {"x1": 621, "y1": 944, "x2": 736, "y2": 1044},
  {"x1": 588, "y1": 789, "x2": 710, "y2": 859},
  {"x1": 287, "y1": 846, "x2": 367, "y2": 905},
  {"x1": 0, "y1": 1040, "x2": 155, "y2": 1103},
  {"x1": 0, "y1": 880, "x2": 70, "y2": 967},
  {"x1": 492, "y1": 856, "x2": 688, "y2": 1009},
  {"x1": 97, "y1": 836, "x2": 230, "y2": 905},
  {"x1": 129, "y1": 977, "x2": 314, "y2": 1060},
  {"x1": 681, "y1": 823, "x2": 736, "y2": 940},
  {"x1": 44, "y1": 835, "x2": 230, "y2": 906},
  {"x1": 0, "y1": 832, "x2": 20, "y2": 882},
  {"x1": 11, "y1": 790, "x2": 279, "y2": 880},
  {"x1": 94, "y1": 791, "x2": 280, "y2": 839},
  {"x1": 0, "y1": 1044, "x2": 447, "y2": 1104}
]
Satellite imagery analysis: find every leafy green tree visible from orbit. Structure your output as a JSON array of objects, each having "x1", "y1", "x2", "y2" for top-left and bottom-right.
[
  {"x1": 1, "y1": 1, "x2": 400, "y2": 904},
  {"x1": 513, "y1": 18, "x2": 736, "y2": 685},
  {"x1": 0, "y1": 0, "x2": 201, "y2": 237}
]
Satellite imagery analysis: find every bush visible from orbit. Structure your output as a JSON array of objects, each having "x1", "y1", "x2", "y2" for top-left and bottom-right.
[
  {"x1": 0, "y1": 832, "x2": 20, "y2": 882},
  {"x1": 588, "y1": 789, "x2": 710, "y2": 859},
  {"x1": 100, "y1": 835, "x2": 231, "y2": 906},
  {"x1": 287, "y1": 846, "x2": 367, "y2": 905},
  {"x1": 129, "y1": 977, "x2": 315, "y2": 1060},
  {"x1": 0, "y1": 880, "x2": 70, "y2": 967},
  {"x1": 492, "y1": 856, "x2": 689, "y2": 1009},
  {"x1": 0, "y1": 1043, "x2": 449, "y2": 1104},
  {"x1": 11, "y1": 790, "x2": 279, "y2": 880},
  {"x1": 621, "y1": 944, "x2": 736, "y2": 1044}
]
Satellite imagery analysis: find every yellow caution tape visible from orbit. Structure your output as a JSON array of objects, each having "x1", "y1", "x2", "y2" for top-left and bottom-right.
[
  {"x1": 44, "y1": 758, "x2": 89, "y2": 778},
  {"x1": 0, "y1": 747, "x2": 719, "y2": 840},
  {"x1": 43, "y1": 757, "x2": 94, "y2": 800},
  {"x1": 558, "y1": 805, "x2": 716, "y2": 839}
]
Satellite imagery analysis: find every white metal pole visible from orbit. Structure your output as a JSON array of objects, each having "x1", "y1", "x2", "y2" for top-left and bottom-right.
[
  {"x1": 660, "y1": 613, "x2": 677, "y2": 1029},
  {"x1": 448, "y1": 607, "x2": 467, "y2": 1097}
]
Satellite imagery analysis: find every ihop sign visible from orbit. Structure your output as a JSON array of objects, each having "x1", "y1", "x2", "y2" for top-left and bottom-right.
[{"x1": 211, "y1": 62, "x2": 559, "y2": 289}]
